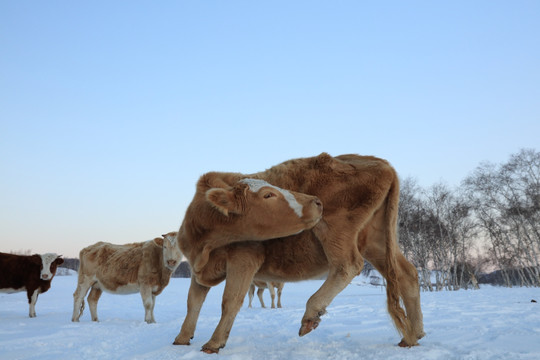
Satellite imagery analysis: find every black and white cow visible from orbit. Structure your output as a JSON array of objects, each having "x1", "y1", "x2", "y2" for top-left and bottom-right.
[{"x1": 0, "y1": 252, "x2": 64, "y2": 317}]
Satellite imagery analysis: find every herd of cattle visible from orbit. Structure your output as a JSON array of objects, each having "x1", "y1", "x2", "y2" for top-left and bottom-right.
[
  {"x1": 0, "y1": 153, "x2": 425, "y2": 354},
  {"x1": 1, "y1": 240, "x2": 282, "y2": 320}
]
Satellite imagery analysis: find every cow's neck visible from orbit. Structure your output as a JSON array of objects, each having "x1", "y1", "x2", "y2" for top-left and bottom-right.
[
  {"x1": 157, "y1": 252, "x2": 174, "y2": 290},
  {"x1": 160, "y1": 266, "x2": 173, "y2": 287},
  {"x1": 179, "y1": 222, "x2": 246, "y2": 275}
]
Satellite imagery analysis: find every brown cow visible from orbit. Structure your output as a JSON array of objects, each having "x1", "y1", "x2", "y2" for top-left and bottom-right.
[
  {"x1": 71, "y1": 232, "x2": 181, "y2": 323},
  {"x1": 173, "y1": 153, "x2": 424, "y2": 353},
  {"x1": 248, "y1": 280, "x2": 284, "y2": 309},
  {"x1": 0, "y1": 252, "x2": 64, "y2": 317}
]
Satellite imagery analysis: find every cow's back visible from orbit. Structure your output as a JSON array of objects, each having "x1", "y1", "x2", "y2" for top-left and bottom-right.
[
  {"x1": 256, "y1": 153, "x2": 396, "y2": 215},
  {"x1": 0, "y1": 252, "x2": 41, "y2": 290},
  {"x1": 79, "y1": 242, "x2": 144, "y2": 291}
]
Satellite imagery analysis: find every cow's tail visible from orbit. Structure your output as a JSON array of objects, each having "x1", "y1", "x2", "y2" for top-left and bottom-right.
[
  {"x1": 78, "y1": 299, "x2": 86, "y2": 319},
  {"x1": 384, "y1": 176, "x2": 415, "y2": 346}
]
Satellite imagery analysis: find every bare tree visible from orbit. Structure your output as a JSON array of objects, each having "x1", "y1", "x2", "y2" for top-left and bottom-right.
[{"x1": 463, "y1": 149, "x2": 540, "y2": 287}]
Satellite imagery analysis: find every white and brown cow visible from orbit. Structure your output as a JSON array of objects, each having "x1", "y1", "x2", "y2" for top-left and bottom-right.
[
  {"x1": 173, "y1": 153, "x2": 424, "y2": 353},
  {"x1": 248, "y1": 280, "x2": 284, "y2": 309},
  {"x1": 0, "y1": 252, "x2": 64, "y2": 317},
  {"x1": 71, "y1": 232, "x2": 181, "y2": 323}
]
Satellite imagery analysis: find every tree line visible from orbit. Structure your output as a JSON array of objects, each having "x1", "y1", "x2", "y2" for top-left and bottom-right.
[{"x1": 398, "y1": 148, "x2": 539, "y2": 290}]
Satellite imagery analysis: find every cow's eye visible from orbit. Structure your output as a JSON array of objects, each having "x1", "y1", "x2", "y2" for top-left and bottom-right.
[{"x1": 263, "y1": 192, "x2": 276, "y2": 199}]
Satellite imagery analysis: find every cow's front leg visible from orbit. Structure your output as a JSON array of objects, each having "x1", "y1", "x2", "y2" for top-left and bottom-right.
[
  {"x1": 299, "y1": 223, "x2": 365, "y2": 336},
  {"x1": 87, "y1": 286, "x2": 103, "y2": 322},
  {"x1": 27, "y1": 289, "x2": 39, "y2": 318},
  {"x1": 173, "y1": 276, "x2": 211, "y2": 345},
  {"x1": 201, "y1": 262, "x2": 259, "y2": 353},
  {"x1": 140, "y1": 286, "x2": 156, "y2": 324},
  {"x1": 299, "y1": 261, "x2": 363, "y2": 336}
]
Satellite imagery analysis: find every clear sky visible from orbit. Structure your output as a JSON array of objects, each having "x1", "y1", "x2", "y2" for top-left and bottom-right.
[{"x1": 1, "y1": 1, "x2": 539, "y2": 257}]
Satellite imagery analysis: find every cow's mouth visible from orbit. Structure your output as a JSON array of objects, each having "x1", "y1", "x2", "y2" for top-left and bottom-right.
[{"x1": 304, "y1": 214, "x2": 323, "y2": 228}]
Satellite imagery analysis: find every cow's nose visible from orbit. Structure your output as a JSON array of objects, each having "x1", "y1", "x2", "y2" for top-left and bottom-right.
[
  {"x1": 167, "y1": 260, "x2": 177, "y2": 267},
  {"x1": 41, "y1": 274, "x2": 49, "y2": 280}
]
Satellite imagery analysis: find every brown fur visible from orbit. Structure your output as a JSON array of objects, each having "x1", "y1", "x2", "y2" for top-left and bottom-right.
[
  {"x1": 173, "y1": 153, "x2": 424, "y2": 353},
  {"x1": 72, "y1": 232, "x2": 181, "y2": 323},
  {"x1": 248, "y1": 280, "x2": 284, "y2": 309}
]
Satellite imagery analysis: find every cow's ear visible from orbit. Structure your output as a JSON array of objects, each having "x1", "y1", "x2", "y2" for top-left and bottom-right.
[
  {"x1": 55, "y1": 257, "x2": 64, "y2": 265},
  {"x1": 153, "y1": 237, "x2": 164, "y2": 247},
  {"x1": 162, "y1": 232, "x2": 177, "y2": 241},
  {"x1": 206, "y1": 188, "x2": 241, "y2": 216}
]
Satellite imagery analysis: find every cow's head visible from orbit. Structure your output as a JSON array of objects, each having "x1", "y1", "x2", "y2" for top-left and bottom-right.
[
  {"x1": 205, "y1": 178, "x2": 323, "y2": 239},
  {"x1": 39, "y1": 253, "x2": 64, "y2": 280},
  {"x1": 153, "y1": 232, "x2": 182, "y2": 271},
  {"x1": 186, "y1": 173, "x2": 323, "y2": 273}
]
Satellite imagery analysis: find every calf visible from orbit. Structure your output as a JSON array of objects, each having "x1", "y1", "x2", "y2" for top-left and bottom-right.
[
  {"x1": 174, "y1": 153, "x2": 424, "y2": 353},
  {"x1": 248, "y1": 280, "x2": 284, "y2": 308},
  {"x1": 0, "y1": 252, "x2": 64, "y2": 317},
  {"x1": 72, "y1": 232, "x2": 181, "y2": 323}
]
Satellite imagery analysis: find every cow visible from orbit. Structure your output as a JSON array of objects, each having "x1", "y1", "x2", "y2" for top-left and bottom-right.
[
  {"x1": 0, "y1": 252, "x2": 64, "y2": 317},
  {"x1": 71, "y1": 232, "x2": 181, "y2": 324},
  {"x1": 172, "y1": 153, "x2": 424, "y2": 354},
  {"x1": 248, "y1": 280, "x2": 284, "y2": 309}
]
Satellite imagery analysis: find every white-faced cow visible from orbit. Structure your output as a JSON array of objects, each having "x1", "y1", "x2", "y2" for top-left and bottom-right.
[
  {"x1": 72, "y1": 232, "x2": 181, "y2": 324},
  {"x1": 248, "y1": 280, "x2": 284, "y2": 309},
  {"x1": 173, "y1": 153, "x2": 424, "y2": 354},
  {"x1": 0, "y1": 252, "x2": 64, "y2": 317}
]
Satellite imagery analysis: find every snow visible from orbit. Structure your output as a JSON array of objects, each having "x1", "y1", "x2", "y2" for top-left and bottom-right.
[{"x1": 1, "y1": 272, "x2": 539, "y2": 360}]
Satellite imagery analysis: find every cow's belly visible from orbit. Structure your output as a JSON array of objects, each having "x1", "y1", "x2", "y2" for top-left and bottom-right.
[
  {"x1": 256, "y1": 234, "x2": 329, "y2": 282},
  {"x1": 0, "y1": 287, "x2": 25, "y2": 294},
  {"x1": 96, "y1": 280, "x2": 140, "y2": 295}
]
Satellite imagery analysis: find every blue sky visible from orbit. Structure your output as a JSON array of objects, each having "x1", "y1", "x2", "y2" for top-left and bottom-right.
[{"x1": 1, "y1": 1, "x2": 539, "y2": 257}]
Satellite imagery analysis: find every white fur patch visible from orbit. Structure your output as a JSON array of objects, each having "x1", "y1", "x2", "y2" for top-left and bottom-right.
[
  {"x1": 39, "y1": 253, "x2": 58, "y2": 280},
  {"x1": 239, "y1": 178, "x2": 303, "y2": 217},
  {"x1": 103, "y1": 283, "x2": 140, "y2": 295},
  {"x1": 0, "y1": 287, "x2": 25, "y2": 294}
]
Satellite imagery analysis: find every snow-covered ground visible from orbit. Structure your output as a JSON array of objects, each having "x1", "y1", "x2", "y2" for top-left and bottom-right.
[{"x1": 1, "y1": 272, "x2": 539, "y2": 360}]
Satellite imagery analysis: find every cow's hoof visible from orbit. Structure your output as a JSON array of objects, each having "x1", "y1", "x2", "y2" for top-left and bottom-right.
[
  {"x1": 398, "y1": 339, "x2": 419, "y2": 348},
  {"x1": 201, "y1": 342, "x2": 223, "y2": 354},
  {"x1": 201, "y1": 347, "x2": 219, "y2": 354},
  {"x1": 173, "y1": 335, "x2": 192, "y2": 346},
  {"x1": 173, "y1": 340, "x2": 190, "y2": 346},
  {"x1": 298, "y1": 319, "x2": 319, "y2": 336},
  {"x1": 173, "y1": 336, "x2": 193, "y2": 345}
]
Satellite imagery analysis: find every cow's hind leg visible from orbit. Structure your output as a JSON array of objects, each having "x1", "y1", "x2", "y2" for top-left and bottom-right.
[
  {"x1": 362, "y1": 239, "x2": 424, "y2": 346},
  {"x1": 301, "y1": 224, "x2": 364, "y2": 336},
  {"x1": 299, "y1": 259, "x2": 363, "y2": 336},
  {"x1": 359, "y1": 178, "x2": 423, "y2": 346},
  {"x1": 87, "y1": 286, "x2": 102, "y2": 322},
  {"x1": 276, "y1": 283, "x2": 283, "y2": 308},
  {"x1": 173, "y1": 276, "x2": 211, "y2": 345},
  {"x1": 248, "y1": 283, "x2": 255, "y2": 308},
  {"x1": 257, "y1": 287, "x2": 266, "y2": 308},
  {"x1": 267, "y1": 283, "x2": 276, "y2": 308},
  {"x1": 72, "y1": 277, "x2": 93, "y2": 322},
  {"x1": 396, "y1": 253, "x2": 425, "y2": 344}
]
